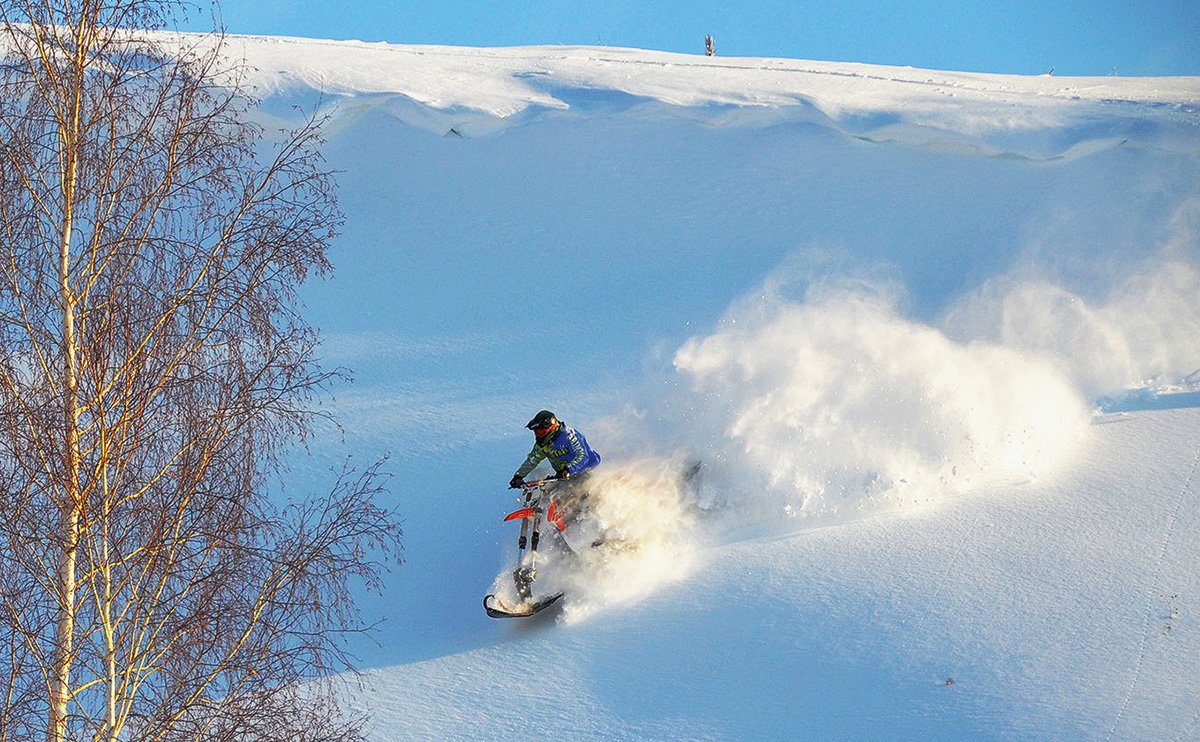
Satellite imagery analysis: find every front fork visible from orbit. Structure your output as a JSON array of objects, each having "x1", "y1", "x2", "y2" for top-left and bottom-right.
[{"x1": 512, "y1": 491, "x2": 544, "y2": 600}]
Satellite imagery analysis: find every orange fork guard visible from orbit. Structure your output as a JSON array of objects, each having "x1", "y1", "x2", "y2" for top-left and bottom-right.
[
  {"x1": 503, "y1": 508, "x2": 536, "y2": 522},
  {"x1": 547, "y1": 500, "x2": 567, "y2": 532}
]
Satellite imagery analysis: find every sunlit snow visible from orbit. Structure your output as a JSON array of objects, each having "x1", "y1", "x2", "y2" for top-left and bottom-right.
[{"x1": 209, "y1": 35, "x2": 1199, "y2": 740}]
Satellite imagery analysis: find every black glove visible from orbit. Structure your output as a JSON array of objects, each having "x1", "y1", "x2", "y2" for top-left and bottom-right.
[
  {"x1": 556, "y1": 469, "x2": 571, "y2": 480},
  {"x1": 509, "y1": 475, "x2": 524, "y2": 489}
]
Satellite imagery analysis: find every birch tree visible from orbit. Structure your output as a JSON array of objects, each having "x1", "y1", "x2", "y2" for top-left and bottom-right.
[{"x1": 0, "y1": 1, "x2": 400, "y2": 739}]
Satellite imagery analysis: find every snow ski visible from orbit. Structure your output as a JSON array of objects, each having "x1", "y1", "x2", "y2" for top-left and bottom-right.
[{"x1": 484, "y1": 592, "x2": 564, "y2": 619}]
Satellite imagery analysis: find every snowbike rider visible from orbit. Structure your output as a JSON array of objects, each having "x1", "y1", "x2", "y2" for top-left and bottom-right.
[
  {"x1": 508, "y1": 410, "x2": 600, "y2": 522},
  {"x1": 484, "y1": 411, "x2": 599, "y2": 618}
]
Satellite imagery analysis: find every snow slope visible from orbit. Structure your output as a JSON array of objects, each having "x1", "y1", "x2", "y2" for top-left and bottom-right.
[
  {"x1": 213, "y1": 36, "x2": 1199, "y2": 740},
  {"x1": 345, "y1": 409, "x2": 1200, "y2": 741}
]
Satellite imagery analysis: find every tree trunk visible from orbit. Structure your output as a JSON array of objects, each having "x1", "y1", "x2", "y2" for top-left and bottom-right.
[
  {"x1": 47, "y1": 56, "x2": 85, "y2": 742},
  {"x1": 47, "y1": 227, "x2": 83, "y2": 742}
]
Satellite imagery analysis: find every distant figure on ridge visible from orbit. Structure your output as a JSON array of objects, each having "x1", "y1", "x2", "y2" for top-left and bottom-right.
[{"x1": 705, "y1": 34, "x2": 714, "y2": 56}]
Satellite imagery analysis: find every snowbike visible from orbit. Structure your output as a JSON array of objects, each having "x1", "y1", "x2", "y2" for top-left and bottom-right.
[{"x1": 484, "y1": 478, "x2": 575, "y2": 619}]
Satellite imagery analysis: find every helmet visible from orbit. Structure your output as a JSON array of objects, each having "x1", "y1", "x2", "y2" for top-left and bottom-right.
[{"x1": 526, "y1": 410, "x2": 559, "y2": 438}]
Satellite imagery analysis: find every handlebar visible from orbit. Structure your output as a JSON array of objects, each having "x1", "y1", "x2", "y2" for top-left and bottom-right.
[
  {"x1": 509, "y1": 476, "x2": 566, "y2": 492},
  {"x1": 501, "y1": 478, "x2": 561, "y2": 519}
]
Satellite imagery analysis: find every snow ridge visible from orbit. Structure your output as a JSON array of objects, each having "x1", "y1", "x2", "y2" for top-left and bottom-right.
[{"x1": 198, "y1": 34, "x2": 1200, "y2": 160}]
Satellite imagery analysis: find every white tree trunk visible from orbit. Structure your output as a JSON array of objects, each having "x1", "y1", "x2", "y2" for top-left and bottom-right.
[{"x1": 47, "y1": 71, "x2": 84, "y2": 742}]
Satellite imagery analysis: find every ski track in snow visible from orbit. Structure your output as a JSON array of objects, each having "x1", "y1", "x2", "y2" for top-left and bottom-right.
[{"x1": 1106, "y1": 439, "x2": 1200, "y2": 741}]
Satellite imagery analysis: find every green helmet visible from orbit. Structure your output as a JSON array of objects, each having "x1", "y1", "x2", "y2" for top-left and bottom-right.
[{"x1": 525, "y1": 410, "x2": 558, "y2": 431}]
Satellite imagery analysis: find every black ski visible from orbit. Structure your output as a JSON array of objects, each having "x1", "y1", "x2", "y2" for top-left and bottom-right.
[{"x1": 484, "y1": 591, "x2": 564, "y2": 619}]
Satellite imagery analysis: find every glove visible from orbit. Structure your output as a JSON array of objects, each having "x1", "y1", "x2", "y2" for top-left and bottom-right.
[
  {"x1": 556, "y1": 469, "x2": 571, "y2": 480},
  {"x1": 509, "y1": 475, "x2": 524, "y2": 489}
]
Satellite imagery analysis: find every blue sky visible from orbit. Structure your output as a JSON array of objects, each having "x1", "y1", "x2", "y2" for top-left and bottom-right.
[{"x1": 187, "y1": 1, "x2": 1199, "y2": 76}]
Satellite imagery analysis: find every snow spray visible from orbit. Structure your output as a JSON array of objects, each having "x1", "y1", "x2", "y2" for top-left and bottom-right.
[
  {"x1": 671, "y1": 282, "x2": 1091, "y2": 520},
  {"x1": 557, "y1": 457, "x2": 700, "y2": 622}
]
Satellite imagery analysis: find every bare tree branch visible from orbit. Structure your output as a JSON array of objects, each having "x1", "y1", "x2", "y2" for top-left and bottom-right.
[{"x1": 0, "y1": 3, "x2": 402, "y2": 740}]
